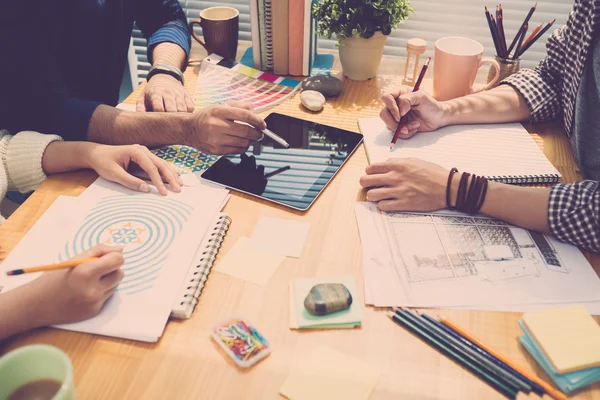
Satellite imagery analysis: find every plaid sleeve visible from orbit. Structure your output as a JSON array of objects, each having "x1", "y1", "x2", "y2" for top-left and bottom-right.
[
  {"x1": 548, "y1": 181, "x2": 600, "y2": 252},
  {"x1": 501, "y1": 25, "x2": 568, "y2": 123}
]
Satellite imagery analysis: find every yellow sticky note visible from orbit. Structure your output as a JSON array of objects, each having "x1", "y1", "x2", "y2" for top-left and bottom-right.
[
  {"x1": 522, "y1": 305, "x2": 600, "y2": 373},
  {"x1": 280, "y1": 345, "x2": 380, "y2": 400},
  {"x1": 215, "y1": 237, "x2": 285, "y2": 286}
]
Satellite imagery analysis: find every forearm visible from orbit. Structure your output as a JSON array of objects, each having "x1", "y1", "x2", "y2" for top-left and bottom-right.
[
  {"x1": 450, "y1": 174, "x2": 551, "y2": 233},
  {"x1": 0, "y1": 286, "x2": 45, "y2": 341},
  {"x1": 152, "y1": 42, "x2": 187, "y2": 71},
  {"x1": 442, "y1": 85, "x2": 531, "y2": 127},
  {"x1": 87, "y1": 105, "x2": 190, "y2": 146}
]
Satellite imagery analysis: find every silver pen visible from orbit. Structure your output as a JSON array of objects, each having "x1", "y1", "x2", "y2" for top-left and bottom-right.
[
  {"x1": 261, "y1": 127, "x2": 290, "y2": 148},
  {"x1": 235, "y1": 120, "x2": 290, "y2": 148}
]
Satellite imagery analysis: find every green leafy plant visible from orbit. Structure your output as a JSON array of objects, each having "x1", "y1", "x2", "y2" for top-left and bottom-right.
[{"x1": 313, "y1": 0, "x2": 414, "y2": 43}]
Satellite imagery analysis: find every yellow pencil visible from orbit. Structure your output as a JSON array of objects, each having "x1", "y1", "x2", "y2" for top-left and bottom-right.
[
  {"x1": 6, "y1": 257, "x2": 99, "y2": 276},
  {"x1": 440, "y1": 317, "x2": 567, "y2": 400}
]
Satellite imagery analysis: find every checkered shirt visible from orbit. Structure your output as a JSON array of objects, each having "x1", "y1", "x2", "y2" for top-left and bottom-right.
[{"x1": 501, "y1": 0, "x2": 600, "y2": 252}]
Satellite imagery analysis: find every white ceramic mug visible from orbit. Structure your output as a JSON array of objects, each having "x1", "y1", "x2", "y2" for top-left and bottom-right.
[{"x1": 433, "y1": 37, "x2": 500, "y2": 101}]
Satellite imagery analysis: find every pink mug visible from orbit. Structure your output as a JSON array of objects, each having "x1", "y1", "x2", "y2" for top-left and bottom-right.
[{"x1": 433, "y1": 37, "x2": 500, "y2": 101}]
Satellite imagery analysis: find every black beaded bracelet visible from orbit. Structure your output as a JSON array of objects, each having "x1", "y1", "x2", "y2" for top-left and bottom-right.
[{"x1": 446, "y1": 168, "x2": 459, "y2": 209}]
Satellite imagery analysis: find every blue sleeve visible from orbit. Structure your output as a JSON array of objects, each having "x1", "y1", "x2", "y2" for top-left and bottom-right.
[
  {"x1": 0, "y1": 2, "x2": 99, "y2": 141},
  {"x1": 135, "y1": 0, "x2": 191, "y2": 63}
]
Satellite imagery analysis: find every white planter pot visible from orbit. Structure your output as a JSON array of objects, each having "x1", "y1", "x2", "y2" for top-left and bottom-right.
[{"x1": 338, "y1": 31, "x2": 387, "y2": 81}]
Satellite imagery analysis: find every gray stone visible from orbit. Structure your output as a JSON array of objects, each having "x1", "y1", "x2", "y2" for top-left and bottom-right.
[
  {"x1": 300, "y1": 90, "x2": 326, "y2": 112},
  {"x1": 304, "y1": 283, "x2": 353, "y2": 316},
  {"x1": 302, "y1": 75, "x2": 344, "y2": 97}
]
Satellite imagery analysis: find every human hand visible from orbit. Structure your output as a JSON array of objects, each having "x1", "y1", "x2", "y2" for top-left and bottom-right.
[
  {"x1": 380, "y1": 86, "x2": 448, "y2": 139},
  {"x1": 27, "y1": 244, "x2": 125, "y2": 326},
  {"x1": 359, "y1": 158, "x2": 450, "y2": 212},
  {"x1": 136, "y1": 74, "x2": 194, "y2": 113},
  {"x1": 187, "y1": 100, "x2": 266, "y2": 155},
  {"x1": 86, "y1": 143, "x2": 183, "y2": 196}
]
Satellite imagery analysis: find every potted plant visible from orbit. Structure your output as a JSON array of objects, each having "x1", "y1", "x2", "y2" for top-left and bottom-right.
[{"x1": 313, "y1": 0, "x2": 414, "y2": 80}]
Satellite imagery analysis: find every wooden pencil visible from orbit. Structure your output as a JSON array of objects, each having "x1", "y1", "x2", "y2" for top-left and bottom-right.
[
  {"x1": 419, "y1": 312, "x2": 538, "y2": 394},
  {"x1": 498, "y1": 6, "x2": 508, "y2": 58},
  {"x1": 6, "y1": 257, "x2": 99, "y2": 275},
  {"x1": 520, "y1": 23, "x2": 543, "y2": 51},
  {"x1": 513, "y1": 23, "x2": 528, "y2": 60},
  {"x1": 485, "y1": 7, "x2": 502, "y2": 58},
  {"x1": 508, "y1": 2, "x2": 537, "y2": 55},
  {"x1": 400, "y1": 309, "x2": 527, "y2": 393},
  {"x1": 440, "y1": 317, "x2": 567, "y2": 400},
  {"x1": 490, "y1": 15, "x2": 503, "y2": 58},
  {"x1": 387, "y1": 310, "x2": 519, "y2": 399},
  {"x1": 518, "y1": 20, "x2": 556, "y2": 57}
]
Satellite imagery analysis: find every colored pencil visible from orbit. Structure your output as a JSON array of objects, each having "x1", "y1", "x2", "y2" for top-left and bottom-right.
[
  {"x1": 440, "y1": 317, "x2": 567, "y2": 400},
  {"x1": 518, "y1": 20, "x2": 556, "y2": 57},
  {"x1": 6, "y1": 257, "x2": 99, "y2": 276},
  {"x1": 508, "y1": 2, "x2": 537, "y2": 55},
  {"x1": 498, "y1": 7, "x2": 508, "y2": 59},
  {"x1": 419, "y1": 313, "x2": 541, "y2": 395},
  {"x1": 390, "y1": 57, "x2": 430, "y2": 150},
  {"x1": 513, "y1": 23, "x2": 528, "y2": 60},
  {"x1": 399, "y1": 309, "x2": 526, "y2": 393},
  {"x1": 520, "y1": 23, "x2": 543, "y2": 51},
  {"x1": 490, "y1": 15, "x2": 502, "y2": 58},
  {"x1": 387, "y1": 310, "x2": 519, "y2": 399},
  {"x1": 485, "y1": 7, "x2": 502, "y2": 57}
]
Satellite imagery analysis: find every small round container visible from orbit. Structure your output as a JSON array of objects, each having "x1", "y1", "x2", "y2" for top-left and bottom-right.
[{"x1": 488, "y1": 56, "x2": 520, "y2": 87}]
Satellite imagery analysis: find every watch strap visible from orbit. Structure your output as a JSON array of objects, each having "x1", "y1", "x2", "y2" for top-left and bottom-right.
[{"x1": 147, "y1": 64, "x2": 184, "y2": 85}]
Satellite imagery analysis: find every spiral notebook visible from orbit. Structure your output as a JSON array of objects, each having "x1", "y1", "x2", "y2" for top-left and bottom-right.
[
  {"x1": 171, "y1": 213, "x2": 232, "y2": 319},
  {"x1": 358, "y1": 118, "x2": 561, "y2": 184}
]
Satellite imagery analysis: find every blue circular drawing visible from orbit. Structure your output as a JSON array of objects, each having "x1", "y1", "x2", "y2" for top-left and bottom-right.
[{"x1": 59, "y1": 195, "x2": 192, "y2": 295}]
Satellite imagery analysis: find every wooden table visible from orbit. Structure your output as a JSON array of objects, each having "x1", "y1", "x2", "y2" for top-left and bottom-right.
[{"x1": 1, "y1": 50, "x2": 599, "y2": 399}]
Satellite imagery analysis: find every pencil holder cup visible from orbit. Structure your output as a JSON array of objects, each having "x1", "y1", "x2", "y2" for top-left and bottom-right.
[{"x1": 488, "y1": 56, "x2": 520, "y2": 87}]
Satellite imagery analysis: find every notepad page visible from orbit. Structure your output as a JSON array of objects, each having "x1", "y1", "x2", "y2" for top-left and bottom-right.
[
  {"x1": 522, "y1": 306, "x2": 600, "y2": 373},
  {"x1": 358, "y1": 118, "x2": 560, "y2": 180}
]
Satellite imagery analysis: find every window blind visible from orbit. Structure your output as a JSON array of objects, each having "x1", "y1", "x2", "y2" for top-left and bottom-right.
[
  {"x1": 317, "y1": 0, "x2": 573, "y2": 71},
  {"x1": 131, "y1": 0, "x2": 573, "y2": 85}
]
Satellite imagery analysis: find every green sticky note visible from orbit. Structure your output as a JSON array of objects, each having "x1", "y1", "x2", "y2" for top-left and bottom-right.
[{"x1": 289, "y1": 276, "x2": 363, "y2": 329}]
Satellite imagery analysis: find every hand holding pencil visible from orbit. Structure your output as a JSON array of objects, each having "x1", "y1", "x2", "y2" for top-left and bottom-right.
[{"x1": 5, "y1": 244, "x2": 126, "y2": 327}]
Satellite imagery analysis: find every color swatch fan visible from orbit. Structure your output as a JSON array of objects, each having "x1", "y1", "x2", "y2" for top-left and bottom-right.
[{"x1": 194, "y1": 54, "x2": 301, "y2": 113}]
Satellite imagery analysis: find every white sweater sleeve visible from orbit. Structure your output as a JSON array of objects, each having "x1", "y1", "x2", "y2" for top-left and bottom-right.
[{"x1": 0, "y1": 130, "x2": 62, "y2": 193}]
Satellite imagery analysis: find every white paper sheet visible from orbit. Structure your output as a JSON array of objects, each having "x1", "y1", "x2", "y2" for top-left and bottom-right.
[
  {"x1": 0, "y1": 178, "x2": 229, "y2": 342},
  {"x1": 358, "y1": 118, "x2": 560, "y2": 181},
  {"x1": 354, "y1": 202, "x2": 600, "y2": 313}
]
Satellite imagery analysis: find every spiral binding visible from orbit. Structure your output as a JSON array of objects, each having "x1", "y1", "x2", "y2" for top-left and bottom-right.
[
  {"x1": 264, "y1": 0, "x2": 274, "y2": 70},
  {"x1": 179, "y1": 215, "x2": 231, "y2": 310},
  {"x1": 487, "y1": 173, "x2": 560, "y2": 185}
]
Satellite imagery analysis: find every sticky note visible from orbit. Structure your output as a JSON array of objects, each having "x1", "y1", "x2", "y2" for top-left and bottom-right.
[
  {"x1": 280, "y1": 345, "x2": 380, "y2": 400},
  {"x1": 522, "y1": 306, "x2": 600, "y2": 373},
  {"x1": 250, "y1": 217, "x2": 310, "y2": 258},
  {"x1": 215, "y1": 237, "x2": 285, "y2": 286}
]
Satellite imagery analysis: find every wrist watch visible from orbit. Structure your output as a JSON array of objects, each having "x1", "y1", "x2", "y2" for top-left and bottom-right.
[{"x1": 146, "y1": 64, "x2": 184, "y2": 85}]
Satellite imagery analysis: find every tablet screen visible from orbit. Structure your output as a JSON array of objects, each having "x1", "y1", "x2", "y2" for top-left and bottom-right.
[{"x1": 201, "y1": 113, "x2": 363, "y2": 211}]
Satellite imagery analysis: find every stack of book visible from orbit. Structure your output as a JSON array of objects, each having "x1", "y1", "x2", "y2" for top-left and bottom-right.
[
  {"x1": 249, "y1": 0, "x2": 319, "y2": 76},
  {"x1": 519, "y1": 306, "x2": 600, "y2": 394}
]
